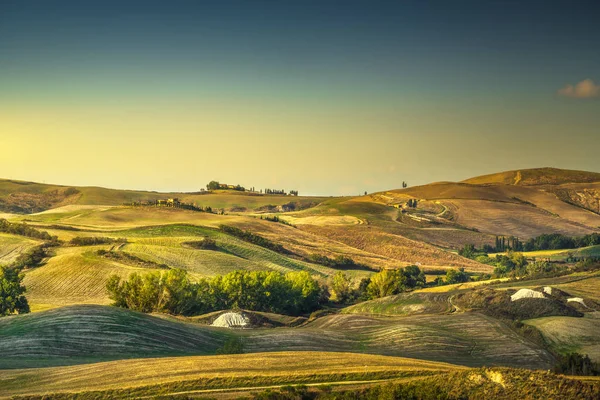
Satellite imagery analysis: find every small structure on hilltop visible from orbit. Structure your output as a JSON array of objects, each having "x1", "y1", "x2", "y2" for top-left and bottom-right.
[{"x1": 157, "y1": 198, "x2": 180, "y2": 207}]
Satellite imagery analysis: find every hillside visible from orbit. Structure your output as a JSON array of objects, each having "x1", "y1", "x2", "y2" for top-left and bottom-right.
[
  {"x1": 0, "y1": 352, "x2": 460, "y2": 399},
  {"x1": 461, "y1": 167, "x2": 600, "y2": 186},
  {"x1": 0, "y1": 305, "x2": 226, "y2": 369},
  {"x1": 0, "y1": 178, "x2": 324, "y2": 214},
  {"x1": 365, "y1": 169, "x2": 600, "y2": 242}
]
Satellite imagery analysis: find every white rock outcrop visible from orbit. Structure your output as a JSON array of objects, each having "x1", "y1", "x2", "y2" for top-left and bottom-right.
[
  {"x1": 510, "y1": 289, "x2": 546, "y2": 302},
  {"x1": 211, "y1": 312, "x2": 250, "y2": 328},
  {"x1": 567, "y1": 297, "x2": 587, "y2": 307}
]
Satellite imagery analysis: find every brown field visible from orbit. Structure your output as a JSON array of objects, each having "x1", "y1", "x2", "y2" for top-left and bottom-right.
[{"x1": 0, "y1": 352, "x2": 460, "y2": 399}]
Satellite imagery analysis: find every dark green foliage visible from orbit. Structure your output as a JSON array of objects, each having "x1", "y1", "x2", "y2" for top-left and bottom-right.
[
  {"x1": 107, "y1": 269, "x2": 322, "y2": 316},
  {"x1": 488, "y1": 233, "x2": 600, "y2": 253},
  {"x1": 554, "y1": 353, "x2": 600, "y2": 376},
  {"x1": 445, "y1": 268, "x2": 470, "y2": 284},
  {"x1": 0, "y1": 218, "x2": 57, "y2": 242},
  {"x1": 97, "y1": 249, "x2": 170, "y2": 270},
  {"x1": 206, "y1": 180, "x2": 220, "y2": 190},
  {"x1": 0, "y1": 266, "x2": 30, "y2": 316},
  {"x1": 216, "y1": 337, "x2": 244, "y2": 354},
  {"x1": 70, "y1": 236, "x2": 127, "y2": 246},
  {"x1": 261, "y1": 215, "x2": 294, "y2": 226},
  {"x1": 219, "y1": 225, "x2": 287, "y2": 254},
  {"x1": 183, "y1": 238, "x2": 217, "y2": 250},
  {"x1": 10, "y1": 244, "x2": 50, "y2": 270},
  {"x1": 307, "y1": 254, "x2": 372, "y2": 271}
]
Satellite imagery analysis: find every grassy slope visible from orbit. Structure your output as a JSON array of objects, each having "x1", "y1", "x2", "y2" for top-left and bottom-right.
[
  {"x1": 0, "y1": 233, "x2": 41, "y2": 265},
  {"x1": 0, "y1": 178, "x2": 325, "y2": 212},
  {"x1": 22, "y1": 246, "x2": 166, "y2": 311},
  {"x1": 21, "y1": 223, "x2": 344, "y2": 310},
  {"x1": 342, "y1": 292, "x2": 452, "y2": 316},
  {"x1": 0, "y1": 352, "x2": 460, "y2": 399},
  {"x1": 0, "y1": 305, "x2": 226, "y2": 369},
  {"x1": 0, "y1": 303, "x2": 553, "y2": 370},
  {"x1": 525, "y1": 312, "x2": 600, "y2": 362},
  {"x1": 287, "y1": 198, "x2": 489, "y2": 271},
  {"x1": 461, "y1": 167, "x2": 600, "y2": 186}
]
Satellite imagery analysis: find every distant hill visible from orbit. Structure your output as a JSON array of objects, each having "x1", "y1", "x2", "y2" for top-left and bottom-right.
[
  {"x1": 369, "y1": 168, "x2": 600, "y2": 241},
  {"x1": 0, "y1": 178, "x2": 321, "y2": 214},
  {"x1": 461, "y1": 167, "x2": 600, "y2": 186}
]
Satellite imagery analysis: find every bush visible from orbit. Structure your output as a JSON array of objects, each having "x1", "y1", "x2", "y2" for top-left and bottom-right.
[
  {"x1": 219, "y1": 225, "x2": 287, "y2": 253},
  {"x1": 0, "y1": 219, "x2": 57, "y2": 242},
  {"x1": 183, "y1": 238, "x2": 217, "y2": 250},
  {"x1": 107, "y1": 269, "x2": 322, "y2": 316},
  {"x1": 216, "y1": 337, "x2": 244, "y2": 354},
  {"x1": 70, "y1": 237, "x2": 126, "y2": 246},
  {"x1": 0, "y1": 266, "x2": 29, "y2": 316}
]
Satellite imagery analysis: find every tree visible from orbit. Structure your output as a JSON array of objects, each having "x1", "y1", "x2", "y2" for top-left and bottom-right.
[
  {"x1": 206, "y1": 181, "x2": 220, "y2": 190},
  {"x1": 445, "y1": 268, "x2": 469, "y2": 284},
  {"x1": 458, "y1": 244, "x2": 476, "y2": 259},
  {"x1": 0, "y1": 266, "x2": 30, "y2": 316},
  {"x1": 367, "y1": 269, "x2": 403, "y2": 299},
  {"x1": 329, "y1": 271, "x2": 353, "y2": 303},
  {"x1": 401, "y1": 265, "x2": 426, "y2": 288}
]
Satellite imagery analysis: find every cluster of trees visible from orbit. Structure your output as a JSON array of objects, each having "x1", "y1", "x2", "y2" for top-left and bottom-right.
[
  {"x1": 329, "y1": 266, "x2": 427, "y2": 303},
  {"x1": 219, "y1": 225, "x2": 287, "y2": 253},
  {"x1": 183, "y1": 238, "x2": 217, "y2": 250},
  {"x1": 0, "y1": 266, "x2": 29, "y2": 316},
  {"x1": 459, "y1": 245, "x2": 566, "y2": 279},
  {"x1": 485, "y1": 233, "x2": 600, "y2": 253},
  {"x1": 308, "y1": 254, "x2": 370, "y2": 271},
  {"x1": 107, "y1": 269, "x2": 322, "y2": 316},
  {"x1": 127, "y1": 200, "x2": 216, "y2": 213},
  {"x1": 406, "y1": 199, "x2": 418, "y2": 208},
  {"x1": 70, "y1": 236, "x2": 127, "y2": 246},
  {"x1": 264, "y1": 188, "x2": 287, "y2": 195},
  {"x1": 97, "y1": 249, "x2": 169, "y2": 270},
  {"x1": 206, "y1": 181, "x2": 249, "y2": 192},
  {"x1": 260, "y1": 215, "x2": 294, "y2": 226},
  {"x1": 0, "y1": 219, "x2": 57, "y2": 242},
  {"x1": 10, "y1": 244, "x2": 50, "y2": 270},
  {"x1": 554, "y1": 353, "x2": 600, "y2": 376}
]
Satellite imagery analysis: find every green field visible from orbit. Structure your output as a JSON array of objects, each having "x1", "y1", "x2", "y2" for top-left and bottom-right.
[
  {"x1": 0, "y1": 233, "x2": 41, "y2": 265},
  {"x1": 0, "y1": 303, "x2": 554, "y2": 370},
  {"x1": 525, "y1": 313, "x2": 600, "y2": 362}
]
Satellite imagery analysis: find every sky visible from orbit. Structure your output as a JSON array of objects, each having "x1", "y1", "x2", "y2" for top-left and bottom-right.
[{"x1": 1, "y1": 1, "x2": 599, "y2": 196}]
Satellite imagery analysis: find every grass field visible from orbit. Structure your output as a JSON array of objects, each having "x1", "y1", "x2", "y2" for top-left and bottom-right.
[
  {"x1": 525, "y1": 313, "x2": 600, "y2": 362},
  {"x1": 0, "y1": 303, "x2": 554, "y2": 370},
  {"x1": 22, "y1": 246, "x2": 166, "y2": 311},
  {"x1": 342, "y1": 292, "x2": 452, "y2": 316},
  {"x1": 0, "y1": 305, "x2": 227, "y2": 369},
  {"x1": 0, "y1": 352, "x2": 460, "y2": 399},
  {"x1": 0, "y1": 233, "x2": 41, "y2": 265}
]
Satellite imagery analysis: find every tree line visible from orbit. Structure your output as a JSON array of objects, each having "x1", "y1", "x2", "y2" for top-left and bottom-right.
[
  {"x1": 107, "y1": 269, "x2": 322, "y2": 316},
  {"x1": 219, "y1": 225, "x2": 287, "y2": 254},
  {"x1": 0, "y1": 219, "x2": 58, "y2": 242},
  {"x1": 485, "y1": 233, "x2": 600, "y2": 253},
  {"x1": 0, "y1": 220, "x2": 61, "y2": 317}
]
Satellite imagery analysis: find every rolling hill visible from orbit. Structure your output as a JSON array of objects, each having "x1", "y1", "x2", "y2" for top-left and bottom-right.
[{"x1": 461, "y1": 167, "x2": 600, "y2": 186}]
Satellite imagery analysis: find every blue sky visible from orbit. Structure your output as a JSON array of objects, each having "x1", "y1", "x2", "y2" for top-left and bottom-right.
[{"x1": 1, "y1": 1, "x2": 599, "y2": 195}]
